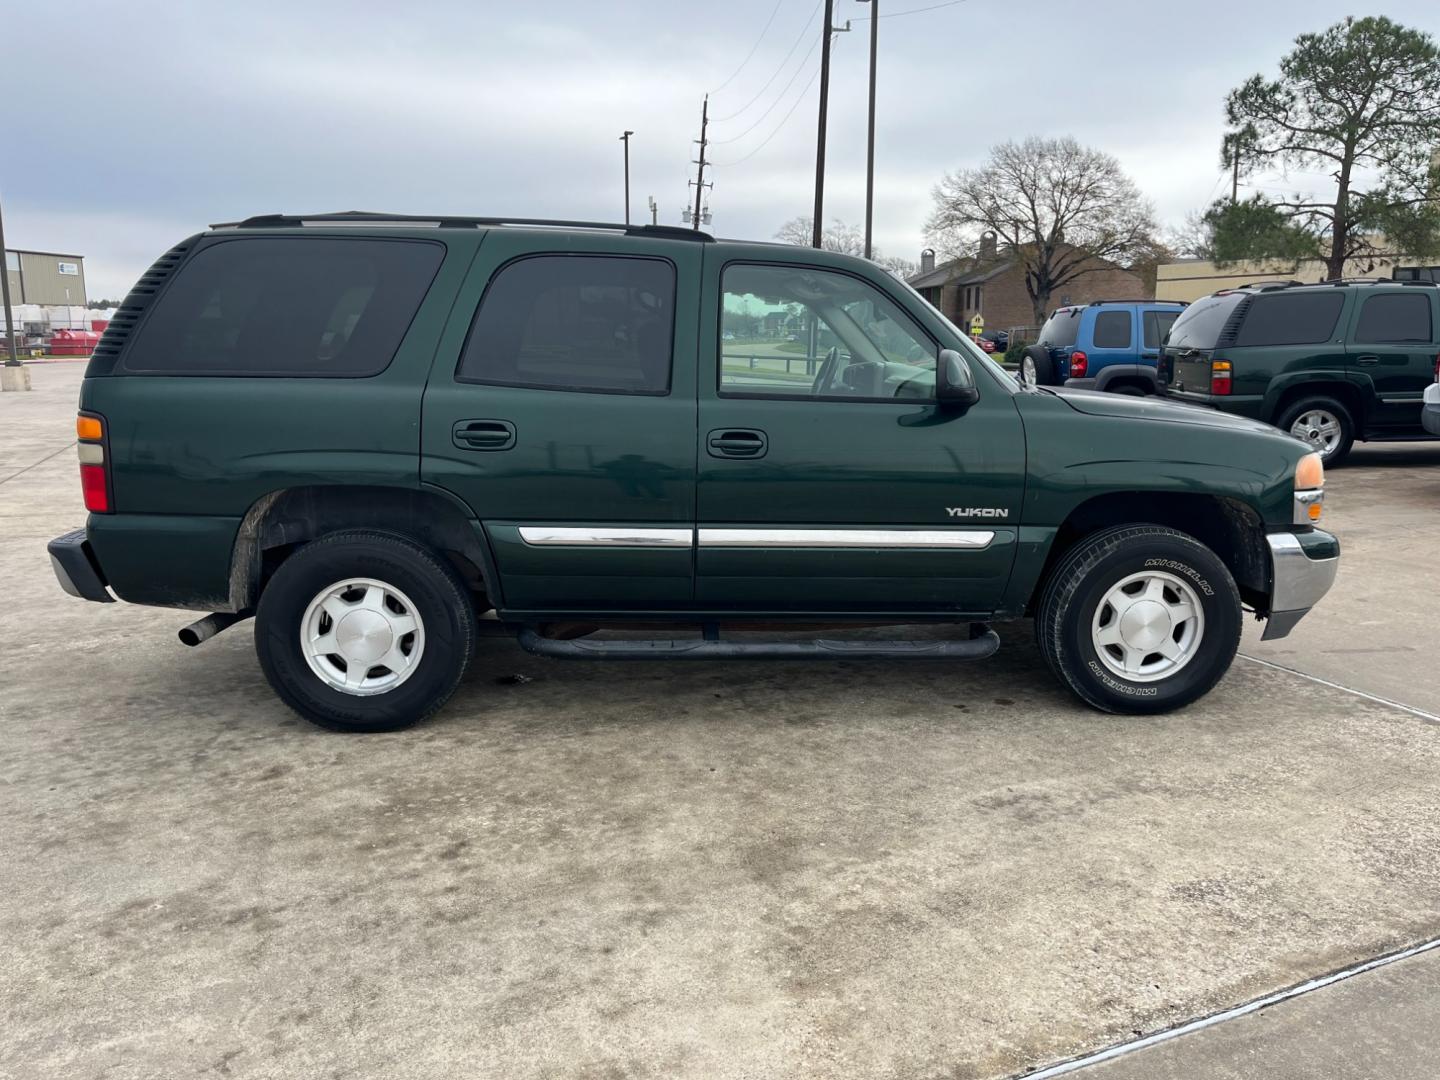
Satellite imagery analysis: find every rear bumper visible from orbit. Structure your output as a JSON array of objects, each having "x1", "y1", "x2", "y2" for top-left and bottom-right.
[
  {"x1": 48, "y1": 529, "x2": 114, "y2": 603},
  {"x1": 1423, "y1": 383, "x2": 1440, "y2": 436},
  {"x1": 1261, "y1": 529, "x2": 1338, "y2": 640}
]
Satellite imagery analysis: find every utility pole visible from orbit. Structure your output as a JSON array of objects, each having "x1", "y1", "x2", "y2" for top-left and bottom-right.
[
  {"x1": 860, "y1": 0, "x2": 878, "y2": 259},
  {"x1": 811, "y1": 0, "x2": 836, "y2": 248},
  {"x1": 0, "y1": 189, "x2": 19, "y2": 368},
  {"x1": 648, "y1": 196, "x2": 658, "y2": 226},
  {"x1": 691, "y1": 97, "x2": 710, "y2": 232},
  {"x1": 619, "y1": 130, "x2": 634, "y2": 224}
]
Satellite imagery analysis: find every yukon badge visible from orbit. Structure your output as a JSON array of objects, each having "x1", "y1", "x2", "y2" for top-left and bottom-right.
[{"x1": 946, "y1": 507, "x2": 1009, "y2": 518}]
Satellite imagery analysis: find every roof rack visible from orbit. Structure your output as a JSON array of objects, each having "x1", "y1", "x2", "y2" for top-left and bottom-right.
[
  {"x1": 1237, "y1": 279, "x2": 1304, "y2": 291},
  {"x1": 209, "y1": 211, "x2": 715, "y2": 242},
  {"x1": 1085, "y1": 298, "x2": 1188, "y2": 307}
]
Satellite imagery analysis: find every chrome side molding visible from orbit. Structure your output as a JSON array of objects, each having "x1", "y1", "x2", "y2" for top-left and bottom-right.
[
  {"x1": 518, "y1": 527, "x2": 692, "y2": 547},
  {"x1": 698, "y1": 528, "x2": 995, "y2": 549}
]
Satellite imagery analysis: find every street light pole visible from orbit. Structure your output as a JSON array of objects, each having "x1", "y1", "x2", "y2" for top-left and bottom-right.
[
  {"x1": 619, "y1": 130, "x2": 634, "y2": 225},
  {"x1": 860, "y1": 0, "x2": 878, "y2": 260},
  {"x1": 0, "y1": 190, "x2": 19, "y2": 367}
]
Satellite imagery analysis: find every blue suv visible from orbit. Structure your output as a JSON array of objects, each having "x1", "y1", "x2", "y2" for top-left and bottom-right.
[{"x1": 1020, "y1": 300, "x2": 1187, "y2": 395}]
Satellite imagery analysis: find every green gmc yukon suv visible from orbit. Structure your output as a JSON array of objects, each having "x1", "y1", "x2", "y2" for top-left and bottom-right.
[{"x1": 48, "y1": 213, "x2": 1339, "y2": 732}]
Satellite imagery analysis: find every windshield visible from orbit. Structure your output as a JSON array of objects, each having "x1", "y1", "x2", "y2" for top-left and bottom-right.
[
  {"x1": 897, "y1": 277, "x2": 1018, "y2": 392},
  {"x1": 1038, "y1": 307, "x2": 1081, "y2": 348}
]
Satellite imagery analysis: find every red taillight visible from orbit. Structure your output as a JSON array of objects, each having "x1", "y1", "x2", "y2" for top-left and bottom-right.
[
  {"x1": 80, "y1": 463, "x2": 110, "y2": 512},
  {"x1": 1211, "y1": 359, "x2": 1233, "y2": 397},
  {"x1": 1070, "y1": 350, "x2": 1088, "y2": 378},
  {"x1": 76, "y1": 411, "x2": 112, "y2": 513}
]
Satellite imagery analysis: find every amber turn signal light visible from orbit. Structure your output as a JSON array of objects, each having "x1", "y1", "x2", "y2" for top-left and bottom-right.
[{"x1": 76, "y1": 415, "x2": 104, "y2": 441}]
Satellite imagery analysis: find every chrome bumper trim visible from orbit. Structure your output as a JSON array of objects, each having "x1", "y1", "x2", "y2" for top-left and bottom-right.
[{"x1": 1266, "y1": 532, "x2": 1339, "y2": 616}]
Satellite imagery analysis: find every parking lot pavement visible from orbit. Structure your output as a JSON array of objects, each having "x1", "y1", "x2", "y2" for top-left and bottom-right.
[
  {"x1": 4, "y1": 361, "x2": 1440, "y2": 1079},
  {"x1": 1241, "y1": 439, "x2": 1440, "y2": 716}
]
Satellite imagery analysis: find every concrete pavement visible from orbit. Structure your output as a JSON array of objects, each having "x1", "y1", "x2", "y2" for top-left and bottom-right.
[{"x1": 3, "y1": 361, "x2": 1439, "y2": 1079}]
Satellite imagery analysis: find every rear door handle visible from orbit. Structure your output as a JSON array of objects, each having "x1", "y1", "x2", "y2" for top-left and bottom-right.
[
  {"x1": 1355, "y1": 354, "x2": 1380, "y2": 365},
  {"x1": 707, "y1": 428, "x2": 768, "y2": 459},
  {"x1": 453, "y1": 419, "x2": 516, "y2": 451}
]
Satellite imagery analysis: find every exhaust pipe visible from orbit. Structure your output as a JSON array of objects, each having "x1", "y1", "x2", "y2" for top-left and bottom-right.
[{"x1": 178, "y1": 611, "x2": 250, "y2": 647}]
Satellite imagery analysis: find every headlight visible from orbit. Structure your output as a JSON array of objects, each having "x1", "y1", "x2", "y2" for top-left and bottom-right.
[{"x1": 1294, "y1": 452, "x2": 1324, "y2": 525}]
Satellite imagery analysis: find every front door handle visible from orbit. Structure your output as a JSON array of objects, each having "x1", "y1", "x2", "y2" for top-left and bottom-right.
[
  {"x1": 1354, "y1": 354, "x2": 1381, "y2": 365},
  {"x1": 453, "y1": 419, "x2": 516, "y2": 451},
  {"x1": 707, "y1": 428, "x2": 768, "y2": 459}
]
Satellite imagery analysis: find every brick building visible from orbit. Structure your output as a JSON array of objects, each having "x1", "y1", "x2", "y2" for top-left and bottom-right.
[{"x1": 908, "y1": 235, "x2": 1149, "y2": 338}]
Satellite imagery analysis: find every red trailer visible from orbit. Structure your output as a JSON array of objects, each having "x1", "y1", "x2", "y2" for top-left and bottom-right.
[{"x1": 47, "y1": 329, "x2": 102, "y2": 356}]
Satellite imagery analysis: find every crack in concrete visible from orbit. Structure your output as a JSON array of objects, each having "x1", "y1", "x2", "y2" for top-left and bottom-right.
[{"x1": 0, "y1": 442, "x2": 74, "y2": 487}]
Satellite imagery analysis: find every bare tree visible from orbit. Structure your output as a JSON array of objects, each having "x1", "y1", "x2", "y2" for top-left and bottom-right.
[
  {"x1": 775, "y1": 216, "x2": 866, "y2": 256},
  {"x1": 774, "y1": 217, "x2": 917, "y2": 278},
  {"x1": 927, "y1": 137, "x2": 1158, "y2": 322}
]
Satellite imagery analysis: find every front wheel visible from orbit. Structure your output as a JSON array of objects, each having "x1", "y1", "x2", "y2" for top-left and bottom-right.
[
  {"x1": 255, "y1": 530, "x2": 477, "y2": 732},
  {"x1": 1036, "y1": 525, "x2": 1242, "y2": 714}
]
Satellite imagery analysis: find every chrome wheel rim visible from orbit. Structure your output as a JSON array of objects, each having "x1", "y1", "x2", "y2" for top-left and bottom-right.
[
  {"x1": 1289, "y1": 409, "x2": 1342, "y2": 456},
  {"x1": 1021, "y1": 356, "x2": 1038, "y2": 387},
  {"x1": 1091, "y1": 570, "x2": 1205, "y2": 684},
  {"x1": 300, "y1": 577, "x2": 425, "y2": 696}
]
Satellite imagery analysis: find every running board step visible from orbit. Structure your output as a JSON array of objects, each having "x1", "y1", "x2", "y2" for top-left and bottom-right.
[{"x1": 516, "y1": 627, "x2": 1000, "y2": 661}]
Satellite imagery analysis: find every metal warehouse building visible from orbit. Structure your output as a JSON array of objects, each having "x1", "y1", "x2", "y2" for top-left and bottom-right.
[{"x1": 5, "y1": 249, "x2": 87, "y2": 306}]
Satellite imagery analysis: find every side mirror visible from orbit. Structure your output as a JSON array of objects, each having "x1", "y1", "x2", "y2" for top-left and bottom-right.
[{"x1": 937, "y1": 348, "x2": 980, "y2": 408}]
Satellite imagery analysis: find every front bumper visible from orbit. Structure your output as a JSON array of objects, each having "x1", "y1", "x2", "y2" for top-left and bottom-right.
[
  {"x1": 1262, "y1": 529, "x2": 1338, "y2": 640},
  {"x1": 48, "y1": 529, "x2": 114, "y2": 603},
  {"x1": 1423, "y1": 382, "x2": 1440, "y2": 436}
]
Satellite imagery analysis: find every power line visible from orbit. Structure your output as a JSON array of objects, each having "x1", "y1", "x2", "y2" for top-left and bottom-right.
[
  {"x1": 711, "y1": 0, "x2": 823, "y2": 123},
  {"x1": 708, "y1": 0, "x2": 785, "y2": 95},
  {"x1": 851, "y1": 0, "x2": 966, "y2": 20},
  {"x1": 710, "y1": 33, "x2": 821, "y2": 145},
  {"x1": 710, "y1": 50, "x2": 830, "y2": 169}
]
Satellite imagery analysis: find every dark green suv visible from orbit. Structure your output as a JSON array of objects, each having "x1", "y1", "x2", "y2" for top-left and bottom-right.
[
  {"x1": 47, "y1": 213, "x2": 1338, "y2": 732},
  {"x1": 1158, "y1": 280, "x2": 1440, "y2": 465}
]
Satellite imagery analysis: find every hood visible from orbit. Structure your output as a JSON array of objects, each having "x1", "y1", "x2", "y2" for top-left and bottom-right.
[{"x1": 1048, "y1": 387, "x2": 1284, "y2": 438}]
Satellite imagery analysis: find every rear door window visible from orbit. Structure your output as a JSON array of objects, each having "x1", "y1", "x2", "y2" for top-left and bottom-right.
[
  {"x1": 1038, "y1": 308, "x2": 1081, "y2": 348},
  {"x1": 1144, "y1": 310, "x2": 1179, "y2": 349},
  {"x1": 1092, "y1": 310, "x2": 1132, "y2": 349},
  {"x1": 1354, "y1": 292, "x2": 1433, "y2": 344},
  {"x1": 1235, "y1": 292, "x2": 1346, "y2": 347},
  {"x1": 123, "y1": 237, "x2": 444, "y2": 376},
  {"x1": 1165, "y1": 293, "x2": 1247, "y2": 350},
  {"x1": 458, "y1": 254, "x2": 674, "y2": 394}
]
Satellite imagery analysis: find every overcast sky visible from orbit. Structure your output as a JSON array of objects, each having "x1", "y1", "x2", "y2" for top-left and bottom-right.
[{"x1": 3, "y1": 0, "x2": 1436, "y2": 299}]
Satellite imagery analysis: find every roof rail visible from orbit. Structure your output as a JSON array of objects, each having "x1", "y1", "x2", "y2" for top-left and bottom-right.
[
  {"x1": 1085, "y1": 298, "x2": 1186, "y2": 306},
  {"x1": 1237, "y1": 279, "x2": 1304, "y2": 291},
  {"x1": 209, "y1": 211, "x2": 715, "y2": 241}
]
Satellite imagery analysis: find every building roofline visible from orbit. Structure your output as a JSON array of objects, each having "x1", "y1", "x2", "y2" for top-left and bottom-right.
[{"x1": 5, "y1": 248, "x2": 86, "y2": 260}]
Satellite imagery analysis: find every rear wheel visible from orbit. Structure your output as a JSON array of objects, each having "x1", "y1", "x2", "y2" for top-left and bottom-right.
[
  {"x1": 1021, "y1": 347, "x2": 1057, "y2": 387},
  {"x1": 255, "y1": 530, "x2": 476, "y2": 732},
  {"x1": 1276, "y1": 395, "x2": 1354, "y2": 466},
  {"x1": 1036, "y1": 525, "x2": 1242, "y2": 714}
]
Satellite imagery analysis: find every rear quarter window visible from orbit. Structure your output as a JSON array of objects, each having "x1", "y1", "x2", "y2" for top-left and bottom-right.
[
  {"x1": 1235, "y1": 291, "x2": 1345, "y2": 347},
  {"x1": 1091, "y1": 310, "x2": 1132, "y2": 349},
  {"x1": 122, "y1": 237, "x2": 444, "y2": 376},
  {"x1": 1165, "y1": 293, "x2": 1247, "y2": 350}
]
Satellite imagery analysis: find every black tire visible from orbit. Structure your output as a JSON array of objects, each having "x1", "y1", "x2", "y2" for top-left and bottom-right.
[
  {"x1": 1021, "y1": 346, "x2": 1058, "y2": 387},
  {"x1": 1274, "y1": 395, "x2": 1355, "y2": 467},
  {"x1": 255, "y1": 530, "x2": 476, "y2": 733},
  {"x1": 1035, "y1": 525, "x2": 1242, "y2": 715}
]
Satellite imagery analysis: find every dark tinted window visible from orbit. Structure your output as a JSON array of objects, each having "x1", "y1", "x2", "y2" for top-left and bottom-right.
[
  {"x1": 1038, "y1": 307, "x2": 1081, "y2": 348},
  {"x1": 1144, "y1": 310, "x2": 1179, "y2": 349},
  {"x1": 125, "y1": 237, "x2": 443, "y2": 376},
  {"x1": 1092, "y1": 310, "x2": 1132, "y2": 349},
  {"x1": 1235, "y1": 292, "x2": 1345, "y2": 347},
  {"x1": 1355, "y1": 292, "x2": 1433, "y2": 344},
  {"x1": 1166, "y1": 292, "x2": 1247, "y2": 350},
  {"x1": 458, "y1": 255, "x2": 673, "y2": 394}
]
